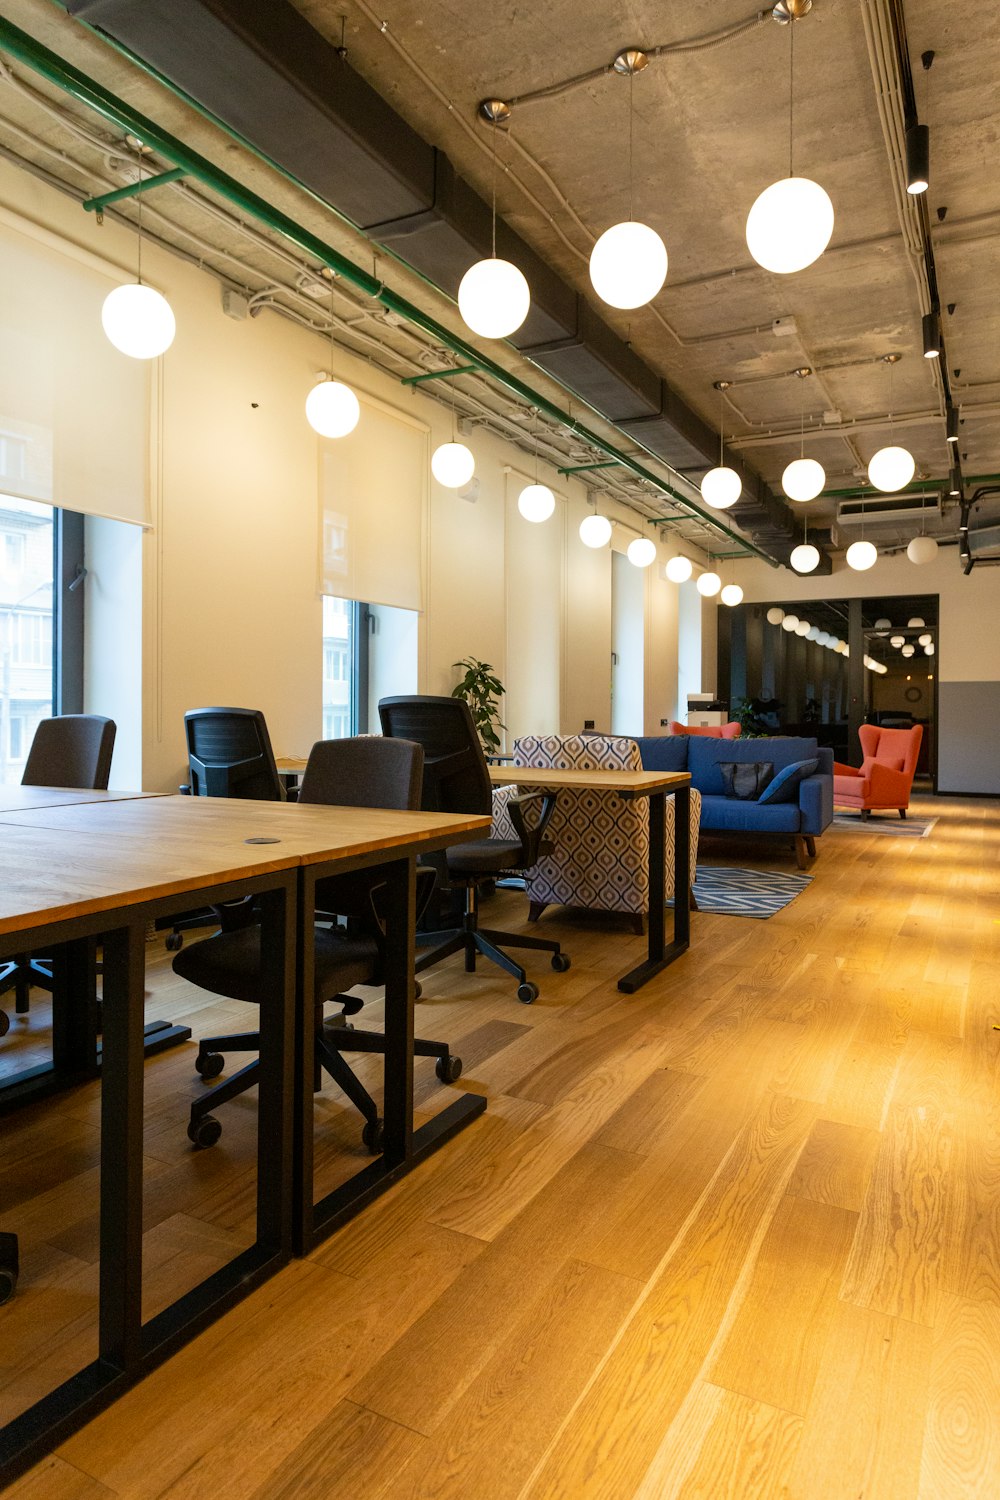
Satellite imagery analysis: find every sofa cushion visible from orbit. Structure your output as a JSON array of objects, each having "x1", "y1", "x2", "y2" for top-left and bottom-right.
[
  {"x1": 630, "y1": 735, "x2": 689, "y2": 773},
  {"x1": 758, "y1": 757, "x2": 819, "y2": 805},
  {"x1": 668, "y1": 720, "x2": 741, "y2": 738},
  {"x1": 699, "y1": 794, "x2": 801, "y2": 834},
  {"x1": 687, "y1": 735, "x2": 821, "y2": 795},
  {"x1": 718, "y1": 761, "x2": 774, "y2": 799}
]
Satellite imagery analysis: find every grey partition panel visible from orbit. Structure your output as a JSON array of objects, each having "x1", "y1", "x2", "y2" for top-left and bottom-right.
[{"x1": 938, "y1": 683, "x2": 1000, "y2": 794}]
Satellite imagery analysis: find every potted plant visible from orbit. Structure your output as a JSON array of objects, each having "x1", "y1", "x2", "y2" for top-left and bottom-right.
[{"x1": 452, "y1": 658, "x2": 506, "y2": 755}]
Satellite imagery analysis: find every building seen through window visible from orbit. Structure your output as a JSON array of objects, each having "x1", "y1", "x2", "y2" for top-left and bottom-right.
[
  {"x1": 321, "y1": 595, "x2": 353, "y2": 739},
  {"x1": 0, "y1": 494, "x2": 54, "y2": 784}
]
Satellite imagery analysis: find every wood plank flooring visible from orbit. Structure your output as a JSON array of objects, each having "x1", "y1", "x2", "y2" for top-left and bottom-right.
[{"x1": 2, "y1": 793, "x2": 999, "y2": 1498}]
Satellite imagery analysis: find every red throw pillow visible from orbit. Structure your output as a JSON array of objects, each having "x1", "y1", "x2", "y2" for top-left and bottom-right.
[{"x1": 669, "y1": 721, "x2": 737, "y2": 738}]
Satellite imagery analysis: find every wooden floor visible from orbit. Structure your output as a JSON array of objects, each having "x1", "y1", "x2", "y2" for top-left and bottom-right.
[{"x1": 3, "y1": 793, "x2": 999, "y2": 1499}]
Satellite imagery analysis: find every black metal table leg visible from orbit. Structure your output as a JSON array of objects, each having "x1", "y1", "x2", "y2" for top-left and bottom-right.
[{"x1": 618, "y1": 783, "x2": 692, "y2": 992}]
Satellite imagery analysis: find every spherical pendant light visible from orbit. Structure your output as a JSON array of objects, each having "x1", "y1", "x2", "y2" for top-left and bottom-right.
[
  {"x1": 700, "y1": 466, "x2": 742, "y2": 510},
  {"x1": 517, "y1": 483, "x2": 555, "y2": 523},
  {"x1": 696, "y1": 570, "x2": 721, "y2": 597},
  {"x1": 781, "y1": 457, "x2": 826, "y2": 502},
  {"x1": 918, "y1": 632, "x2": 932, "y2": 646},
  {"x1": 807, "y1": 626, "x2": 820, "y2": 642},
  {"x1": 846, "y1": 539, "x2": 878, "y2": 571},
  {"x1": 580, "y1": 513, "x2": 613, "y2": 548},
  {"x1": 305, "y1": 378, "x2": 361, "y2": 438},
  {"x1": 720, "y1": 583, "x2": 744, "y2": 607},
  {"x1": 867, "y1": 444, "x2": 916, "y2": 493},
  {"x1": 431, "y1": 441, "x2": 475, "y2": 489},
  {"x1": 781, "y1": 614, "x2": 799, "y2": 632},
  {"x1": 873, "y1": 618, "x2": 891, "y2": 635},
  {"x1": 458, "y1": 257, "x2": 530, "y2": 339},
  {"x1": 589, "y1": 221, "x2": 668, "y2": 309},
  {"x1": 795, "y1": 618, "x2": 811, "y2": 636},
  {"x1": 907, "y1": 616, "x2": 925, "y2": 628},
  {"x1": 102, "y1": 283, "x2": 176, "y2": 359},
  {"x1": 766, "y1": 606, "x2": 785, "y2": 625},
  {"x1": 790, "y1": 541, "x2": 820, "y2": 573},
  {"x1": 665, "y1": 555, "x2": 693, "y2": 583},
  {"x1": 901, "y1": 644, "x2": 915, "y2": 657},
  {"x1": 924, "y1": 643, "x2": 935, "y2": 656},
  {"x1": 890, "y1": 634, "x2": 905, "y2": 648},
  {"x1": 627, "y1": 536, "x2": 657, "y2": 568},
  {"x1": 745, "y1": 177, "x2": 834, "y2": 274},
  {"x1": 907, "y1": 534, "x2": 938, "y2": 565}
]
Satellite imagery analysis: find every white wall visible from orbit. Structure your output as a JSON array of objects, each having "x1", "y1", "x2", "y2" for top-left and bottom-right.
[
  {"x1": 0, "y1": 158, "x2": 716, "y2": 787},
  {"x1": 611, "y1": 550, "x2": 644, "y2": 736}
]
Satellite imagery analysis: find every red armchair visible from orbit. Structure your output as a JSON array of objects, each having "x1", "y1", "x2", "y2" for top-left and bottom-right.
[{"x1": 833, "y1": 724, "x2": 923, "y2": 819}]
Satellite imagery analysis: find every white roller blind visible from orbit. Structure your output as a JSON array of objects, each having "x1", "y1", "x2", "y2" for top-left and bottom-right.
[
  {"x1": 318, "y1": 393, "x2": 427, "y2": 611},
  {"x1": 0, "y1": 211, "x2": 150, "y2": 527}
]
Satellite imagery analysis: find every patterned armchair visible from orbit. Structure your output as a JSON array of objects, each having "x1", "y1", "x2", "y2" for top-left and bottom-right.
[{"x1": 492, "y1": 733, "x2": 700, "y2": 930}]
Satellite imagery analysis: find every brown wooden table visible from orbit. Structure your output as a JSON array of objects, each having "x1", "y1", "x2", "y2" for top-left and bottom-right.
[
  {"x1": 0, "y1": 795, "x2": 488, "y2": 1484},
  {"x1": 489, "y1": 765, "x2": 693, "y2": 992},
  {"x1": 0, "y1": 786, "x2": 163, "y2": 814}
]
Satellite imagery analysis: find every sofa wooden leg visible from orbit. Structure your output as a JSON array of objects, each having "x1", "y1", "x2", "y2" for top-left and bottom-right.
[
  {"x1": 794, "y1": 835, "x2": 808, "y2": 870},
  {"x1": 805, "y1": 835, "x2": 816, "y2": 859},
  {"x1": 898, "y1": 808, "x2": 907, "y2": 819},
  {"x1": 629, "y1": 913, "x2": 645, "y2": 936},
  {"x1": 861, "y1": 809, "x2": 871, "y2": 821},
  {"x1": 527, "y1": 901, "x2": 548, "y2": 923}
]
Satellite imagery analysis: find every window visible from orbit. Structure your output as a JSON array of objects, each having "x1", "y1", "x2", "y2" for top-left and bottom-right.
[
  {"x1": 2, "y1": 531, "x2": 25, "y2": 572},
  {"x1": 321, "y1": 594, "x2": 418, "y2": 738},
  {"x1": 322, "y1": 595, "x2": 356, "y2": 739},
  {"x1": 8, "y1": 715, "x2": 24, "y2": 761}
]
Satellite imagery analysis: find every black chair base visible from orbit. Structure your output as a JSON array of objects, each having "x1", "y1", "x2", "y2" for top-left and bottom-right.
[
  {"x1": 0, "y1": 956, "x2": 54, "y2": 1031},
  {"x1": 188, "y1": 1008, "x2": 461, "y2": 1153},
  {"x1": 415, "y1": 890, "x2": 570, "y2": 1005}
]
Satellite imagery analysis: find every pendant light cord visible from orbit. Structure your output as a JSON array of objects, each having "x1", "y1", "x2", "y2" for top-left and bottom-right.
[
  {"x1": 628, "y1": 67, "x2": 634, "y2": 222},
  {"x1": 719, "y1": 386, "x2": 725, "y2": 467},
  {"x1": 491, "y1": 118, "x2": 497, "y2": 259},
  {"x1": 788, "y1": 19, "x2": 795, "y2": 180},
  {"x1": 136, "y1": 149, "x2": 143, "y2": 285}
]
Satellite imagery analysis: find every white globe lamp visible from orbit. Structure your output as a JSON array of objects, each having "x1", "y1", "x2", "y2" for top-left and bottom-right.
[
  {"x1": 790, "y1": 541, "x2": 820, "y2": 573},
  {"x1": 873, "y1": 618, "x2": 891, "y2": 635},
  {"x1": 846, "y1": 539, "x2": 878, "y2": 571},
  {"x1": 924, "y1": 643, "x2": 935, "y2": 656},
  {"x1": 627, "y1": 537, "x2": 657, "y2": 568},
  {"x1": 431, "y1": 441, "x2": 475, "y2": 489},
  {"x1": 890, "y1": 635, "x2": 905, "y2": 648},
  {"x1": 101, "y1": 282, "x2": 175, "y2": 359},
  {"x1": 795, "y1": 618, "x2": 811, "y2": 636},
  {"x1": 868, "y1": 444, "x2": 915, "y2": 492},
  {"x1": 720, "y1": 583, "x2": 744, "y2": 607},
  {"x1": 781, "y1": 614, "x2": 799, "y2": 632},
  {"x1": 902, "y1": 644, "x2": 915, "y2": 657},
  {"x1": 458, "y1": 258, "x2": 530, "y2": 339},
  {"x1": 580, "y1": 513, "x2": 612, "y2": 548},
  {"x1": 806, "y1": 626, "x2": 820, "y2": 641},
  {"x1": 517, "y1": 483, "x2": 555, "y2": 523},
  {"x1": 781, "y1": 457, "x2": 826, "y2": 502},
  {"x1": 907, "y1": 616, "x2": 926, "y2": 628},
  {"x1": 665, "y1": 555, "x2": 693, "y2": 583},
  {"x1": 696, "y1": 570, "x2": 721, "y2": 597},
  {"x1": 700, "y1": 466, "x2": 742, "y2": 510},
  {"x1": 918, "y1": 632, "x2": 932, "y2": 646},
  {"x1": 745, "y1": 177, "x2": 834, "y2": 274},
  {"x1": 766, "y1": 606, "x2": 785, "y2": 625},
  {"x1": 305, "y1": 378, "x2": 361, "y2": 438},
  {"x1": 589, "y1": 221, "x2": 668, "y2": 309},
  {"x1": 907, "y1": 534, "x2": 938, "y2": 565}
]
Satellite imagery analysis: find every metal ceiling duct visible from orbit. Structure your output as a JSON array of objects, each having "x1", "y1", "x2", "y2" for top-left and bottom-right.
[{"x1": 65, "y1": 0, "x2": 823, "y2": 562}]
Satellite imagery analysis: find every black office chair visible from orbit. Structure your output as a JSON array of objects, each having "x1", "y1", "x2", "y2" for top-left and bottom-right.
[
  {"x1": 158, "y1": 707, "x2": 289, "y2": 952},
  {"x1": 172, "y1": 735, "x2": 461, "y2": 1153},
  {"x1": 378, "y1": 695, "x2": 569, "y2": 1004},
  {"x1": 0, "y1": 714, "x2": 116, "y2": 1035}
]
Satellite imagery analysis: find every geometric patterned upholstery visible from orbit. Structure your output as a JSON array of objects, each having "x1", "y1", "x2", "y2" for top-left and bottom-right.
[{"x1": 492, "y1": 733, "x2": 700, "y2": 916}]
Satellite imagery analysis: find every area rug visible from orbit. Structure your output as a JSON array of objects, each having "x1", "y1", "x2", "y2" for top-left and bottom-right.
[
  {"x1": 832, "y1": 813, "x2": 937, "y2": 838},
  {"x1": 679, "y1": 865, "x2": 813, "y2": 920}
]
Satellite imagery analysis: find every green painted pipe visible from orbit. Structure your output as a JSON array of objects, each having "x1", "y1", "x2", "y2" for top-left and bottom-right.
[
  {"x1": 400, "y1": 365, "x2": 477, "y2": 385},
  {"x1": 82, "y1": 165, "x2": 187, "y2": 214},
  {"x1": 0, "y1": 15, "x2": 776, "y2": 563},
  {"x1": 822, "y1": 473, "x2": 1000, "y2": 499}
]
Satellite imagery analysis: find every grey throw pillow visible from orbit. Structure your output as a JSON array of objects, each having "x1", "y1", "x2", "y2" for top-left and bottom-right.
[{"x1": 718, "y1": 760, "x2": 774, "y2": 800}]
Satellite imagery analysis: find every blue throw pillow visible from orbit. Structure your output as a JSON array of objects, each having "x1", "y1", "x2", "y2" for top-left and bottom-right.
[{"x1": 757, "y1": 757, "x2": 819, "y2": 805}]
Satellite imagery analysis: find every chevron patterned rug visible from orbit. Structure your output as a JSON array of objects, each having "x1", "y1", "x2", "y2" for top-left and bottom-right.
[
  {"x1": 832, "y1": 813, "x2": 936, "y2": 838},
  {"x1": 681, "y1": 865, "x2": 813, "y2": 920}
]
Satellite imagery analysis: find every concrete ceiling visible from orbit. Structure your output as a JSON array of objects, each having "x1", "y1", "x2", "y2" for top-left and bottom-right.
[{"x1": 2, "y1": 0, "x2": 998, "y2": 560}]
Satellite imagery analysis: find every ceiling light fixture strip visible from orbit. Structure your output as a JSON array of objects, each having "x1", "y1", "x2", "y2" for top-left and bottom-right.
[{"x1": 0, "y1": 16, "x2": 772, "y2": 564}]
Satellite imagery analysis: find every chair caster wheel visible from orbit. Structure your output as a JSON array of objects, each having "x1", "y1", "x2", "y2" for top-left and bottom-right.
[
  {"x1": 435, "y1": 1054, "x2": 462, "y2": 1084},
  {"x1": 0, "y1": 1233, "x2": 18, "y2": 1306},
  {"x1": 165, "y1": 932, "x2": 183, "y2": 952},
  {"x1": 362, "y1": 1117, "x2": 384, "y2": 1155},
  {"x1": 517, "y1": 982, "x2": 539, "y2": 1005},
  {"x1": 551, "y1": 953, "x2": 571, "y2": 973},
  {"x1": 0, "y1": 1011, "x2": 9, "y2": 1038},
  {"x1": 188, "y1": 1114, "x2": 222, "y2": 1149},
  {"x1": 195, "y1": 1051, "x2": 225, "y2": 1079}
]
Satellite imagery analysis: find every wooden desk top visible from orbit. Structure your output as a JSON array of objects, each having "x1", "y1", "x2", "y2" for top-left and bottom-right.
[
  {"x1": 0, "y1": 786, "x2": 162, "y2": 814},
  {"x1": 275, "y1": 756, "x2": 308, "y2": 774},
  {"x1": 489, "y1": 766, "x2": 691, "y2": 795},
  {"x1": 0, "y1": 798, "x2": 490, "y2": 937}
]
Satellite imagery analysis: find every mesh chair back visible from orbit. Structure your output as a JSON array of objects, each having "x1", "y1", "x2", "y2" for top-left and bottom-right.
[
  {"x1": 22, "y1": 715, "x2": 116, "y2": 789},
  {"x1": 299, "y1": 737, "x2": 424, "y2": 810},
  {"x1": 378, "y1": 696, "x2": 492, "y2": 816},
  {"x1": 184, "y1": 707, "x2": 283, "y2": 800}
]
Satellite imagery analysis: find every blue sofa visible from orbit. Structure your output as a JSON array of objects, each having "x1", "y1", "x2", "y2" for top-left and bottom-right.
[{"x1": 631, "y1": 735, "x2": 834, "y2": 867}]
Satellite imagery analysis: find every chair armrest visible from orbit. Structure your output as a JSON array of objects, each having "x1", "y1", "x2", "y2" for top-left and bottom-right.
[
  {"x1": 832, "y1": 761, "x2": 859, "y2": 778},
  {"x1": 866, "y1": 762, "x2": 909, "y2": 798},
  {"x1": 799, "y1": 773, "x2": 833, "y2": 834},
  {"x1": 507, "y1": 790, "x2": 558, "y2": 865},
  {"x1": 179, "y1": 783, "x2": 191, "y2": 795}
]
